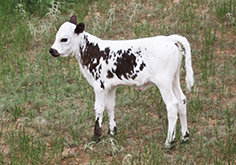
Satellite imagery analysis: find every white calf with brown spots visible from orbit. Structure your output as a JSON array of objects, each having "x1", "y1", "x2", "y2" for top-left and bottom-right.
[{"x1": 50, "y1": 15, "x2": 194, "y2": 149}]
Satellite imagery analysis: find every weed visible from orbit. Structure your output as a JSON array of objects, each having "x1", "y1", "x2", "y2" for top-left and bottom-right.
[
  {"x1": 122, "y1": 154, "x2": 132, "y2": 165},
  {"x1": 134, "y1": 20, "x2": 150, "y2": 38},
  {"x1": 9, "y1": 106, "x2": 25, "y2": 121},
  {"x1": 46, "y1": 0, "x2": 61, "y2": 20},
  {"x1": 215, "y1": 0, "x2": 236, "y2": 24},
  {"x1": 5, "y1": 128, "x2": 47, "y2": 164},
  {"x1": 14, "y1": 3, "x2": 27, "y2": 18},
  {"x1": 21, "y1": 0, "x2": 50, "y2": 17},
  {"x1": 226, "y1": 12, "x2": 235, "y2": 25},
  {"x1": 105, "y1": 5, "x2": 116, "y2": 32}
]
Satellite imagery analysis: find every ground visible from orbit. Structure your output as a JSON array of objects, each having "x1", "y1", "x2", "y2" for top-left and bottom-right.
[{"x1": 0, "y1": 0, "x2": 235, "y2": 164}]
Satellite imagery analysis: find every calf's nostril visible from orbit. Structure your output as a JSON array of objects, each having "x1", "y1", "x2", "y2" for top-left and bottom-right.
[{"x1": 49, "y1": 48, "x2": 54, "y2": 54}]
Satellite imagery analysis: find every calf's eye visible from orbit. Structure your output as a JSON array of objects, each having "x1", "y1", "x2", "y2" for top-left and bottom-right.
[{"x1": 61, "y1": 38, "x2": 68, "y2": 42}]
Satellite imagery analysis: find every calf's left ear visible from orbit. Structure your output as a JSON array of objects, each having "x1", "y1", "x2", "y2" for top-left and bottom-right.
[{"x1": 74, "y1": 23, "x2": 85, "y2": 34}]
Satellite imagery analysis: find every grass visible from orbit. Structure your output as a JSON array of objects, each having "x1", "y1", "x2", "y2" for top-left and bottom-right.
[{"x1": 0, "y1": 0, "x2": 235, "y2": 164}]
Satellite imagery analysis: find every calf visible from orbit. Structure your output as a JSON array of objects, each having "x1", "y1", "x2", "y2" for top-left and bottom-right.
[{"x1": 49, "y1": 15, "x2": 194, "y2": 149}]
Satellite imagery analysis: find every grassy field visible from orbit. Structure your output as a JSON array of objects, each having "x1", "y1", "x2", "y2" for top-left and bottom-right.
[{"x1": 0, "y1": 0, "x2": 235, "y2": 164}]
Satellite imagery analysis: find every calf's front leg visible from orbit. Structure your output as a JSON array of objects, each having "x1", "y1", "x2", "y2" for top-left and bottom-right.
[
  {"x1": 93, "y1": 91, "x2": 106, "y2": 141},
  {"x1": 105, "y1": 88, "x2": 117, "y2": 135}
]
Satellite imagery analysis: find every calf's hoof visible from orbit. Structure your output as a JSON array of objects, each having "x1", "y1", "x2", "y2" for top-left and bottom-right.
[
  {"x1": 181, "y1": 132, "x2": 190, "y2": 143},
  {"x1": 164, "y1": 140, "x2": 176, "y2": 150},
  {"x1": 93, "y1": 118, "x2": 102, "y2": 142},
  {"x1": 108, "y1": 126, "x2": 118, "y2": 135}
]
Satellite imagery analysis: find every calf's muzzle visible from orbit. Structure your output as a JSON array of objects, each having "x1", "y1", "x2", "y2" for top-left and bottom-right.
[{"x1": 49, "y1": 48, "x2": 60, "y2": 57}]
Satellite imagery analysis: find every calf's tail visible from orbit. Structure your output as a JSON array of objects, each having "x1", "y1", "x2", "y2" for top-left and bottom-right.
[{"x1": 171, "y1": 35, "x2": 194, "y2": 91}]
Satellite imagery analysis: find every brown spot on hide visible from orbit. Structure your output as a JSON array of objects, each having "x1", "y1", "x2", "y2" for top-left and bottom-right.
[
  {"x1": 80, "y1": 36, "x2": 146, "y2": 81},
  {"x1": 139, "y1": 62, "x2": 146, "y2": 71},
  {"x1": 175, "y1": 42, "x2": 179, "y2": 47},
  {"x1": 80, "y1": 36, "x2": 110, "y2": 80},
  {"x1": 112, "y1": 49, "x2": 138, "y2": 80},
  {"x1": 100, "y1": 80, "x2": 105, "y2": 89},
  {"x1": 107, "y1": 70, "x2": 114, "y2": 78}
]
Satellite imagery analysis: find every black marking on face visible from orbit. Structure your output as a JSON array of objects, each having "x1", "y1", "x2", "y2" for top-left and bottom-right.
[
  {"x1": 183, "y1": 99, "x2": 186, "y2": 105},
  {"x1": 100, "y1": 80, "x2": 105, "y2": 89}
]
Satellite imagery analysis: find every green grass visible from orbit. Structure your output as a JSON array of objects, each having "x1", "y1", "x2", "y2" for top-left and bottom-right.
[{"x1": 0, "y1": 0, "x2": 235, "y2": 164}]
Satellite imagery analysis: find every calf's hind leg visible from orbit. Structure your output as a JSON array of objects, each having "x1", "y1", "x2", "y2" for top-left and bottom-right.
[
  {"x1": 156, "y1": 80, "x2": 179, "y2": 149},
  {"x1": 173, "y1": 76, "x2": 190, "y2": 143}
]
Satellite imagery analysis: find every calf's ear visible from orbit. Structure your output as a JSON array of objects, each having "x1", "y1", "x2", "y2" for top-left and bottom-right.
[
  {"x1": 74, "y1": 23, "x2": 85, "y2": 34},
  {"x1": 69, "y1": 15, "x2": 77, "y2": 25}
]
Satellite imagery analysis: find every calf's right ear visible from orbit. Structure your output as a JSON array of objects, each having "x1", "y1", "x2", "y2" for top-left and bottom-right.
[
  {"x1": 69, "y1": 15, "x2": 77, "y2": 25},
  {"x1": 74, "y1": 23, "x2": 85, "y2": 34}
]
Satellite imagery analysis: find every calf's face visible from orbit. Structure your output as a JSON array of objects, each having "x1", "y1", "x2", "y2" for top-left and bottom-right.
[
  {"x1": 49, "y1": 15, "x2": 85, "y2": 58},
  {"x1": 49, "y1": 22, "x2": 76, "y2": 57}
]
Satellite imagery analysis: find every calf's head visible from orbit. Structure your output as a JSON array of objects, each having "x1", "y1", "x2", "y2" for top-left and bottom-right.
[{"x1": 49, "y1": 15, "x2": 85, "y2": 57}]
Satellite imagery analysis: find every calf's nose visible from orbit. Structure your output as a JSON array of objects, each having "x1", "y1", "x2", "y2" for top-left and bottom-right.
[
  {"x1": 49, "y1": 48, "x2": 60, "y2": 57},
  {"x1": 49, "y1": 48, "x2": 54, "y2": 54}
]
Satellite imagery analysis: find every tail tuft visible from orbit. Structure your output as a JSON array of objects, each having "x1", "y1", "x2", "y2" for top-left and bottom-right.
[{"x1": 186, "y1": 70, "x2": 194, "y2": 92}]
